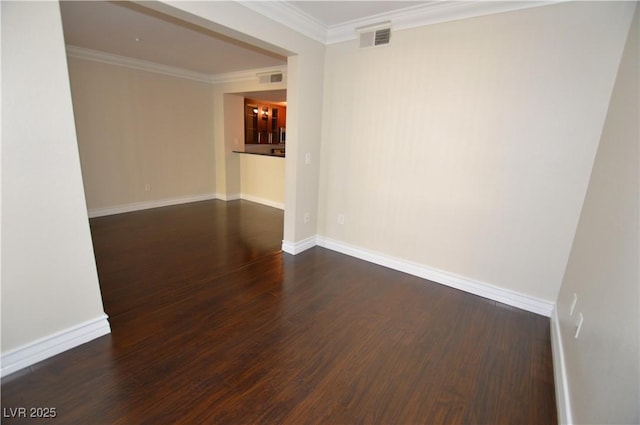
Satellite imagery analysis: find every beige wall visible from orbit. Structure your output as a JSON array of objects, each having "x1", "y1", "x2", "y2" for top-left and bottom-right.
[
  {"x1": 67, "y1": 57, "x2": 215, "y2": 213},
  {"x1": 318, "y1": 1, "x2": 634, "y2": 303},
  {"x1": 240, "y1": 154, "x2": 286, "y2": 209},
  {"x1": 555, "y1": 6, "x2": 639, "y2": 424},
  {"x1": 1, "y1": 2, "x2": 107, "y2": 352},
  {"x1": 220, "y1": 93, "x2": 244, "y2": 198}
]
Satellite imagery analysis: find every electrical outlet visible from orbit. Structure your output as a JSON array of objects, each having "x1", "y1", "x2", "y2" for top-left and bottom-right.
[
  {"x1": 338, "y1": 214, "x2": 345, "y2": 225},
  {"x1": 574, "y1": 312, "x2": 584, "y2": 339},
  {"x1": 144, "y1": 183, "x2": 151, "y2": 192},
  {"x1": 305, "y1": 153, "x2": 311, "y2": 164},
  {"x1": 569, "y1": 293, "x2": 578, "y2": 316},
  {"x1": 303, "y1": 212, "x2": 310, "y2": 224}
]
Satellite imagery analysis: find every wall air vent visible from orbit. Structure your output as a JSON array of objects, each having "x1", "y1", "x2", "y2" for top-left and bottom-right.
[
  {"x1": 270, "y1": 73, "x2": 283, "y2": 83},
  {"x1": 357, "y1": 21, "x2": 392, "y2": 48},
  {"x1": 257, "y1": 71, "x2": 283, "y2": 84}
]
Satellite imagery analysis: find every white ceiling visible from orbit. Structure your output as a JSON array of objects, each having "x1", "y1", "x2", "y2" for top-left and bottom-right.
[{"x1": 288, "y1": 1, "x2": 430, "y2": 26}]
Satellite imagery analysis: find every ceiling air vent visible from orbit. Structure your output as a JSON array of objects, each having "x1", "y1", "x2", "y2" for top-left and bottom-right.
[
  {"x1": 357, "y1": 21, "x2": 392, "y2": 48},
  {"x1": 257, "y1": 71, "x2": 283, "y2": 84}
]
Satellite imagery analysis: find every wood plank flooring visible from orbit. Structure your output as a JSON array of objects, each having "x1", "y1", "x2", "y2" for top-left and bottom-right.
[{"x1": 1, "y1": 200, "x2": 557, "y2": 424}]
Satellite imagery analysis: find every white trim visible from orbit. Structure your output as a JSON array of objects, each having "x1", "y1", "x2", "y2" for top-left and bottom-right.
[
  {"x1": 66, "y1": 45, "x2": 287, "y2": 85},
  {"x1": 211, "y1": 66, "x2": 287, "y2": 84},
  {"x1": 327, "y1": 1, "x2": 562, "y2": 44},
  {"x1": 238, "y1": 1, "x2": 327, "y2": 44},
  {"x1": 282, "y1": 236, "x2": 317, "y2": 255},
  {"x1": 1, "y1": 315, "x2": 111, "y2": 378},
  {"x1": 551, "y1": 308, "x2": 573, "y2": 424},
  {"x1": 316, "y1": 236, "x2": 554, "y2": 316},
  {"x1": 241, "y1": 1, "x2": 563, "y2": 45},
  {"x1": 240, "y1": 194, "x2": 284, "y2": 210},
  {"x1": 217, "y1": 193, "x2": 241, "y2": 202},
  {"x1": 88, "y1": 193, "x2": 218, "y2": 218},
  {"x1": 66, "y1": 45, "x2": 214, "y2": 83}
]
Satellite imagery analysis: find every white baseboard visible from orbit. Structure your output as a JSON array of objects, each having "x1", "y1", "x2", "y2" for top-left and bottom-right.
[
  {"x1": 316, "y1": 236, "x2": 554, "y2": 317},
  {"x1": 550, "y1": 308, "x2": 572, "y2": 424},
  {"x1": 1, "y1": 315, "x2": 111, "y2": 378},
  {"x1": 88, "y1": 193, "x2": 218, "y2": 218},
  {"x1": 282, "y1": 236, "x2": 317, "y2": 254},
  {"x1": 217, "y1": 192, "x2": 241, "y2": 201},
  {"x1": 240, "y1": 194, "x2": 284, "y2": 210}
]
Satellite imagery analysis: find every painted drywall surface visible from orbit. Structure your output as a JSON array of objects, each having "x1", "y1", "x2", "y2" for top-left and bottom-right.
[
  {"x1": 556, "y1": 7, "x2": 639, "y2": 424},
  {"x1": 224, "y1": 93, "x2": 247, "y2": 197},
  {"x1": 240, "y1": 155, "x2": 286, "y2": 207},
  {"x1": 217, "y1": 93, "x2": 242, "y2": 197},
  {"x1": 284, "y1": 53, "x2": 325, "y2": 242},
  {"x1": 154, "y1": 0, "x2": 325, "y2": 245},
  {"x1": 318, "y1": 1, "x2": 634, "y2": 302},
  {"x1": 67, "y1": 57, "x2": 215, "y2": 211},
  {"x1": 1, "y1": 2, "x2": 107, "y2": 351}
]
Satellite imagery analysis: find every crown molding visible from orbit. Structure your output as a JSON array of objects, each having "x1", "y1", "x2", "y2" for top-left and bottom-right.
[
  {"x1": 212, "y1": 66, "x2": 287, "y2": 84},
  {"x1": 239, "y1": 1, "x2": 565, "y2": 46},
  {"x1": 66, "y1": 45, "x2": 215, "y2": 83},
  {"x1": 66, "y1": 45, "x2": 287, "y2": 85},
  {"x1": 328, "y1": 1, "x2": 565, "y2": 44},
  {"x1": 238, "y1": 1, "x2": 328, "y2": 44}
]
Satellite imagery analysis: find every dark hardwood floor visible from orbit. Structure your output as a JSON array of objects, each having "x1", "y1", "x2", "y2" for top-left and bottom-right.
[{"x1": 1, "y1": 200, "x2": 557, "y2": 424}]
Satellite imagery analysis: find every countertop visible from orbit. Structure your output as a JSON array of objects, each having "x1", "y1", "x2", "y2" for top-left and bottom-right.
[{"x1": 233, "y1": 150, "x2": 285, "y2": 158}]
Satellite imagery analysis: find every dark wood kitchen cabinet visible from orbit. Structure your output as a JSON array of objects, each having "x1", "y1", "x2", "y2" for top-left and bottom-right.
[{"x1": 244, "y1": 98, "x2": 286, "y2": 145}]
